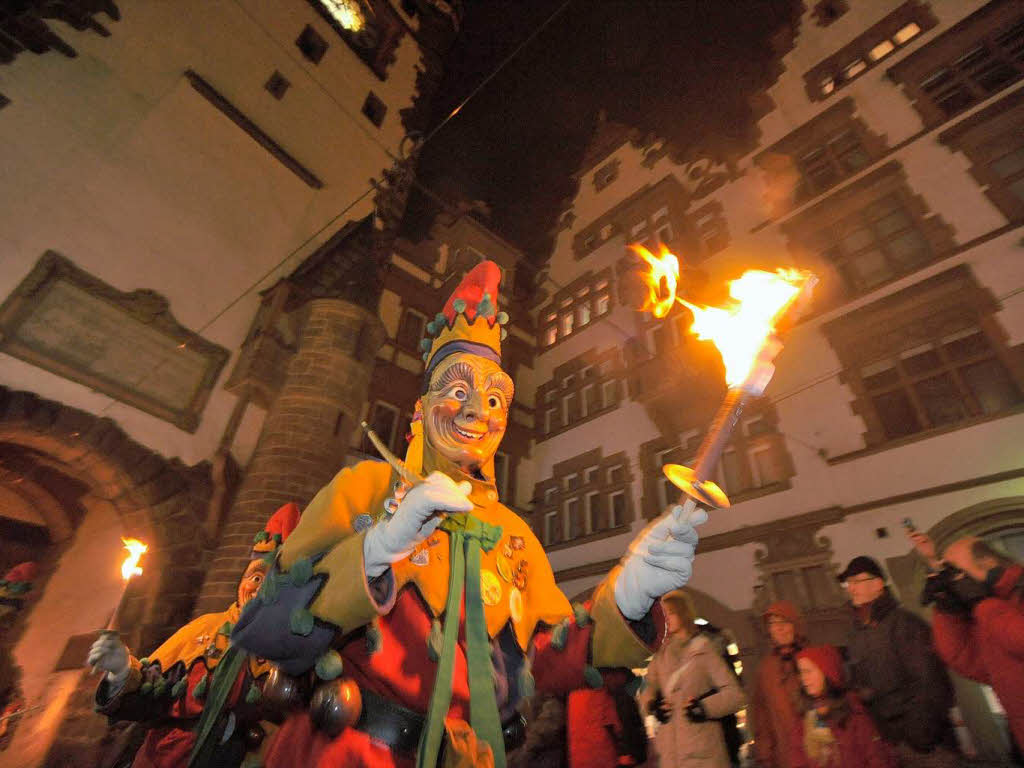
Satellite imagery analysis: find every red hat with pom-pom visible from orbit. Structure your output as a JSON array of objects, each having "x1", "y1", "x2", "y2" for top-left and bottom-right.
[
  {"x1": 419, "y1": 261, "x2": 510, "y2": 380},
  {"x1": 251, "y1": 502, "x2": 301, "y2": 559}
]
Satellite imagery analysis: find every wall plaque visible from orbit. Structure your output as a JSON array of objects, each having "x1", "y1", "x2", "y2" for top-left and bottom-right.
[{"x1": 0, "y1": 252, "x2": 229, "y2": 432}]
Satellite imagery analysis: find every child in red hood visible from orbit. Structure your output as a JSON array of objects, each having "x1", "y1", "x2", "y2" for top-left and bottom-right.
[{"x1": 790, "y1": 645, "x2": 895, "y2": 768}]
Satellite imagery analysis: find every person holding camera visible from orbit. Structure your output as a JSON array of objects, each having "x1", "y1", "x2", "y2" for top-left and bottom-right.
[
  {"x1": 639, "y1": 589, "x2": 744, "y2": 767},
  {"x1": 838, "y1": 556, "x2": 957, "y2": 767},
  {"x1": 909, "y1": 531, "x2": 1024, "y2": 755}
]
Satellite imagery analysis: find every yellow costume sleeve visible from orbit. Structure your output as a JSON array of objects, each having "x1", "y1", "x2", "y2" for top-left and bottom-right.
[
  {"x1": 589, "y1": 566, "x2": 658, "y2": 668},
  {"x1": 278, "y1": 460, "x2": 395, "y2": 630}
]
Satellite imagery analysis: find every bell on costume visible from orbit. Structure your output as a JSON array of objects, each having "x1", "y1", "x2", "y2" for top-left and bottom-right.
[{"x1": 310, "y1": 678, "x2": 363, "y2": 737}]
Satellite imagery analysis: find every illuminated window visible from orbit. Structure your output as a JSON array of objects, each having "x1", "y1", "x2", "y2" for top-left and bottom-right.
[
  {"x1": 843, "y1": 59, "x2": 867, "y2": 80},
  {"x1": 543, "y1": 326, "x2": 557, "y2": 346},
  {"x1": 821, "y1": 77, "x2": 836, "y2": 96},
  {"x1": 561, "y1": 313, "x2": 574, "y2": 336},
  {"x1": 869, "y1": 40, "x2": 895, "y2": 61},
  {"x1": 893, "y1": 22, "x2": 921, "y2": 44}
]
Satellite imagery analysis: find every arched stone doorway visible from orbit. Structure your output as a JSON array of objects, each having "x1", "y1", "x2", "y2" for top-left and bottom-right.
[
  {"x1": 0, "y1": 387, "x2": 215, "y2": 768},
  {"x1": 886, "y1": 497, "x2": 1024, "y2": 762}
]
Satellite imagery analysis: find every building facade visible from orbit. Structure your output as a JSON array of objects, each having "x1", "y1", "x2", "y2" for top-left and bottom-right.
[
  {"x1": 526, "y1": 0, "x2": 1024, "y2": 759},
  {"x1": 0, "y1": 1, "x2": 467, "y2": 765}
]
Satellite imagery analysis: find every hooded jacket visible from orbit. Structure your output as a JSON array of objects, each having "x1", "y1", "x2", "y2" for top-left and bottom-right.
[
  {"x1": 931, "y1": 564, "x2": 1024, "y2": 751},
  {"x1": 751, "y1": 601, "x2": 805, "y2": 768},
  {"x1": 845, "y1": 588, "x2": 955, "y2": 752}
]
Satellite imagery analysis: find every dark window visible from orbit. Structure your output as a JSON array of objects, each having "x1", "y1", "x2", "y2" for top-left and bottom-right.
[
  {"x1": 823, "y1": 194, "x2": 931, "y2": 294},
  {"x1": 362, "y1": 91, "x2": 387, "y2": 127},
  {"x1": 396, "y1": 308, "x2": 426, "y2": 351},
  {"x1": 566, "y1": 498, "x2": 583, "y2": 539},
  {"x1": 860, "y1": 328, "x2": 1022, "y2": 440},
  {"x1": 917, "y1": 18, "x2": 1024, "y2": 120},
  {"x1": 264, "y1": 70, "x2": 291, "y2": 100},
  {"x1": 611, "y1": 493, "x2": 626, "y2": 527},
  {"x1": 296, "y1": 25, "x2": 329, "y2": 64},
  {"x1": 796, "y1": 129, "x2": 872, "y2": 199},
  {"x1": 587, "y1": 494, "x2": 605, "y2": 532}
]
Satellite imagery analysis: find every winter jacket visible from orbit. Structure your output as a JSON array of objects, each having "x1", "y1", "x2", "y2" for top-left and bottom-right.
[
  {"x1": 789, "y1": 694, "x2": 897, "y2": 768},
  {"x1": 844, "y1": 588, "x2": 955, "y2": 752},
  {"x1": 639, "y1": 632, "x2": 745, "y2": 768},
  {"x1": 751, "y1": 601, "x2": 805, "y2": 768},
  {"x1": 931, "y1": 564, "x2": 1024, "y2": 751}
]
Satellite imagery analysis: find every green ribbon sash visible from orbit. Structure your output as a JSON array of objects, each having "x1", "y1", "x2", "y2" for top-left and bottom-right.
[{"x1": 417, "y1": 513, "x2": 504, "y2": 768}]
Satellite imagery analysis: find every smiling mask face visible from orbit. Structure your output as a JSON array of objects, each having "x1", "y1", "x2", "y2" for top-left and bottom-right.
[{"x1": 421, "y1": 352, "x2": 513, "y2": 475}]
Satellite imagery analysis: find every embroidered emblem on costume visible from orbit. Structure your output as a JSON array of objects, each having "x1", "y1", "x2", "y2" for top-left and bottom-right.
[
  {"x1": 509, "y1": 536, "x2": 525, "y2": 550},
  {"x1": 411, "y1": 549, "x2": 430, "y2": 567},
  {"x1": 513, "y1": 559, "x2": 528, "y2": 591},
  {"x1": 496, "y1": 556, "x2": 514, "y2": 583},
  {"x1": 353, "y1": 514, "x2": 374, "y2": 532},
  {"x1": 509, "y1": 587, "x2": 523, "y2": 623},
  {"x1": 481, "y1": 569, "x2": 502, "y2": 606}
]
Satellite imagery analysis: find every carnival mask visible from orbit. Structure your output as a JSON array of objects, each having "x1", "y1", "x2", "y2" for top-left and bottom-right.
[
  {"x1": 237, "y1": 559, "x2": 269, "y2": 608},
  {"x1": 420, "y1": 352, "x2": 512, "y2": 475}
]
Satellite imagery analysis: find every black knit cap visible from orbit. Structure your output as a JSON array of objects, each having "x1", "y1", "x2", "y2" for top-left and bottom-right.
[{"x1": 837, "y1": 555, "x2": 886, "y2": 582}]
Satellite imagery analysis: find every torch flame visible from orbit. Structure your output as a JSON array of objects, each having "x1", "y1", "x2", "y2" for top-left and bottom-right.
[
  {"x1": 681, "y1": 268, "x2": 813, "y2": 387},
  {"x1": 632, "y1": 243, "x2": 680, "y2": 320},
  {"x1": 119, "y1": 538, "x2": 147, "y2": 581}
]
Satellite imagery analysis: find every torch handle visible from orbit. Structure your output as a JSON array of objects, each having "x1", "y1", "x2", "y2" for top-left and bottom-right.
[{"x1": 692, "y1": 388, "x2": 749, "y2": 483}]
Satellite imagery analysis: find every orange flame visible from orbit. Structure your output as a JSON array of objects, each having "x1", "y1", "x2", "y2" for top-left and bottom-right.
[
  {"x1": 632, "y1": 243, "x2": 680, "y2": 319},
  {"x1": 119, "y1": 538, "x2": 147, "y2": 581},
  {"x1": 681, "y1": 268, "x2": 813, "y2": 386}
]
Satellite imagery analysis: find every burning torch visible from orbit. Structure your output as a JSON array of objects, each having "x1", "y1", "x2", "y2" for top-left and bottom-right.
[
  {"x1": 634, "y1": 245, "x2": 817, "y2": 518},
  {"x1": 92, "y1": 538, "x2": 147, "y2": 671}
]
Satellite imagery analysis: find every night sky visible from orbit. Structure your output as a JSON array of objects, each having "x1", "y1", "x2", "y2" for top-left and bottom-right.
[{"x1": 403, "y1": 0, "x2": 803, "y2": 261}]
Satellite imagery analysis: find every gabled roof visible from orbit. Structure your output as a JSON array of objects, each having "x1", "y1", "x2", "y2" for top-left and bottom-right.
[{"x1": 574, "y1": 110, "x2": 639, "y2": 179}]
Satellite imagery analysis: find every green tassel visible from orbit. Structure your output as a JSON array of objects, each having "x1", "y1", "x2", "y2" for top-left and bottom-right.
[
  {"x1": 315, "y1": 650, "x2": 344, "y2": 681},
  {"x1": 217, "y1": 621, "x2": 233, "y2": 636},
  {"x1": 139, "y1": 657, "x2": 150, "y2": 667},
  {"x1": 518, "y1": 660, "x2": 535, "y2": 699},
  {"x1": 290, "y1": 607, "x2": 315, "y2": 636},
  {"x1": 153, "y1": 678, "x2": 168, "y2": 697},
  {"x1": 253, "y1": 531, "x2": 269, "y2": 543},
  {"x1": 172, "y1": 678, "x2": 188, "y2": 699},
  {"x1": 140, "y1": 681, "x2": 154, "y2": 695},
  {"x1": 584, "y1": 665, "x2": 604, "y2": 689},
  {"x1": 551, "y1": 618, "x2": 570, "y2": 650},
  {"x1": 419, "y1": 337, "x2": 432, "y2": 352},
  {"x1": 8, "y1": 582, "x2": 30, "y2": 594},
  {"x1": 260, "y1": 569, "x2": 279, "y2": 604},
  {"x1": 496, "y1": 311, "x2": 509, "y2": 325},
  {"x1": 289, "y1": 558, "x2": 313, "y2": 587},
  {"x1": 245, "y1": 682, "x2": 262, "y2": 705},
  {"x1": 427, "y1": 618, "x2": 444, "y2": 662},
  {"x1": 366, "y1": 618, "x2": 383, "y2": 655},
  {"x1": 435, "y1": 312, "x2": 446, "y2": 325},
  {"x1": 572, "y1": 602, "x2": 591, "y2": 627},
  {"x1": 272, "y1": 533, "x2": 283, "y2": 545},
  {"x1": 422, "y1": 352, "x2": 429, "y2": 361},
  {"x1": 193, "y1": 672, "x2": 208, "y2": 700},
  {"x1": 500, "y1": 328, "x2": 508, "y2": 341},
  {"x1": 477, "y1": 294, "x2": 495, "y2": 318},
  {"x1": 453, "y1": 298, "x2": 467, "y2": 314}
]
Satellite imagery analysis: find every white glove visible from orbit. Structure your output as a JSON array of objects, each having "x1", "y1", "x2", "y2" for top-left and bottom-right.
[
  {"x1": 615, "y1": 504, "x2": 708, "y2": 621},
  {"x1": 363, "y1": 472, "x2": 473, "y2": 578},
  {"x1": 87, "y1": 632, "x2": 131, "y2": 689}
]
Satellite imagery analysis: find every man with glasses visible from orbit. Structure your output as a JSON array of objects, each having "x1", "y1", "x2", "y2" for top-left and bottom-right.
[{"x1": 840, "y1": 556, "x2": 958, "y2": 767}]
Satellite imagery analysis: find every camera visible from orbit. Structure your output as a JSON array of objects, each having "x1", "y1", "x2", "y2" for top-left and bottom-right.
[{"x1": 921, "y1": 564, "x2": 990, "y2": 614}]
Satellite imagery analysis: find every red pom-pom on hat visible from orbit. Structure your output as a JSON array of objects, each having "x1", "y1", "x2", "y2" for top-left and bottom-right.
[
  {"x1": 440, "y1": 261, "x2": 501, "y2": 326},
  {"x1": 3, "y1": 562, "x2": 37, "y2": 583}
]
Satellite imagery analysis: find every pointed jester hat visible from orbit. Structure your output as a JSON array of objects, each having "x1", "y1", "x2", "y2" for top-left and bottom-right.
[{"x1": 406, "y1": 261, "x2": 511, "y2": 476}]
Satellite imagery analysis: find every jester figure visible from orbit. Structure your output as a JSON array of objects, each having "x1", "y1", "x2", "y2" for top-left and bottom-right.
[
  {"x1": 89, "y1": 503, "x2": 302, "y2": 768},
  {"x1": 232, "y1": 261, "x2": 706, "y2": 768}
]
